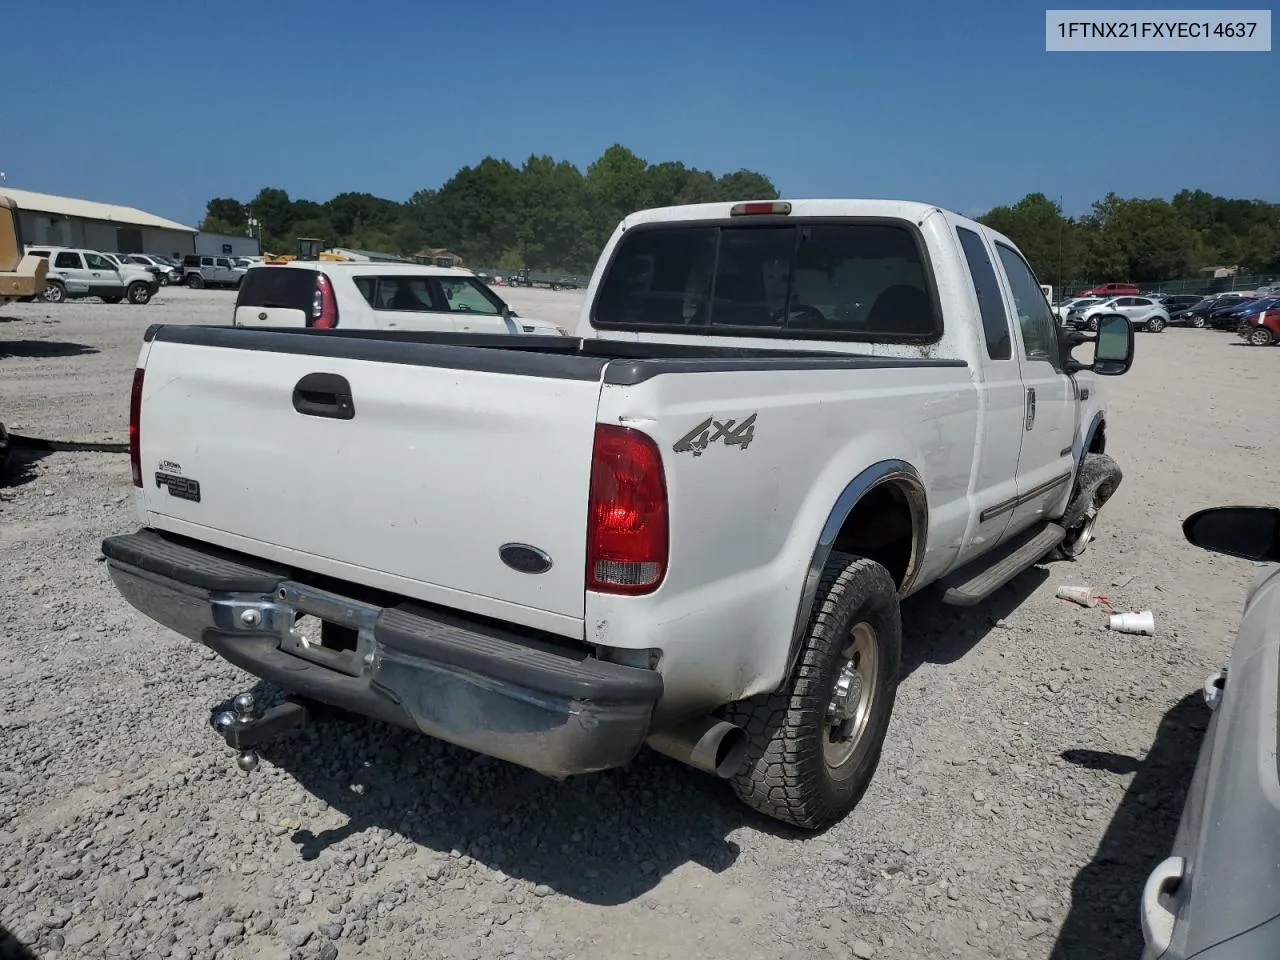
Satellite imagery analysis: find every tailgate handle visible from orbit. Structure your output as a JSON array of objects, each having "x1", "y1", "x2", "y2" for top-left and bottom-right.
[{"x1": 292, "y1": 372, "x2": 355, "y2": 420}]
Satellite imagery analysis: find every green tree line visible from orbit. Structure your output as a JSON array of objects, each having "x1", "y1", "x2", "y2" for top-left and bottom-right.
[
  {"x1": 199, "y1": 144, "x2": 777, "y2": 272},
  {"x1": 979, "y1": 190, "x2": 1280, "y2": 287}
]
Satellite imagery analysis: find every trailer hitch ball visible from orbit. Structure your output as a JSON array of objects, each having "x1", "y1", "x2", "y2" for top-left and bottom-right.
[
  {"x1": 236, "y1": 750, "x2": 260, "y2": 773},
  {"x1": 213, "y1": 711, "x2": 235, "y2": 733},
  {"x1": 232, "y1": 692, "x2": 258, "y2": 719}
]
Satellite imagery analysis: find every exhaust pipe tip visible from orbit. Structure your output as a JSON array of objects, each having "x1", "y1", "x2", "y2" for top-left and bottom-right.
[{"x1": 647, "y1": 716, "x2": 748, "y2": 779}]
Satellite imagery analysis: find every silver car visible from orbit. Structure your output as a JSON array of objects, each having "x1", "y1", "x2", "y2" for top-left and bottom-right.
[
  {"x1": 1141, "y1": 506, "x2": 1280, "y2": 959},
  {"x1": 1074, "y1": 296, "x2": 1171, "y2": 333}
]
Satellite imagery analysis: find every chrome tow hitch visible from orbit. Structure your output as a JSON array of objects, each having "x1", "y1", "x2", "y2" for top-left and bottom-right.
[{"x1": 212, "y1": 692, "x2": 310, "y2": 773}]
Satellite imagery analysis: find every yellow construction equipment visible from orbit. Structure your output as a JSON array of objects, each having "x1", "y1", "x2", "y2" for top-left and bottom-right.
[
  {"x1": 0, "y1": 193, "x2": 48, "y2": 304},
  {"x1": 262, "y1": 238, "x2": 356, "y2": 265}
]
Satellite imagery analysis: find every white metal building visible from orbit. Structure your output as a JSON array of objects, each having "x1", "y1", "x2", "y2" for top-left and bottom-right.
[{"x1": 3, "y1": 187, "x2": 197, "y2": 258}]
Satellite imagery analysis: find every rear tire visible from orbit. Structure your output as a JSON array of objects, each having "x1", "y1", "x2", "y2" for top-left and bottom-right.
[
  {"x1": 723, "y1": 553, "x2": 902, "y2": 830},
  {"x1": 1053, "y1": 452, "x2": 1123, "y2": 560},
  {"x1": 186, "y1": 274, "x2": 204, "y2": 289},
  {"x1": 1147, "y1": 316, "x2": 1165, "y2": 333},
  {"x1": 127, "y1": 282, "x2": 152, "y2": 305},
  {"x1": 41, "y1": 281, "x2": 66, "y2": 303}
]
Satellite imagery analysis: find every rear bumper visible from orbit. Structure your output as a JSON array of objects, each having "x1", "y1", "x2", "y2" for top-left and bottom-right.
[{"x1": 101, "y1": 529, "x2": 663, "y2": 777}]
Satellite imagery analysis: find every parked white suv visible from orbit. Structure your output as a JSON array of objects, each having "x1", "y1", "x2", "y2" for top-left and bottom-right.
[
  {"x1": 27, "y1": 246, "x2": 159, "y2": 304},
  {"x1": 232, "y1": 262, "x2": 564, "y2": 335}
]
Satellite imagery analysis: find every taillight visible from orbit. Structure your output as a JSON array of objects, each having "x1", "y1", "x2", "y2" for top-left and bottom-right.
[
  {"x1": 128, "y1": 367, "x2": 144, "y2": 487},
  {"x1": 587, "y1": 425, "x2": 668, "y2": 594},
  {"x1": 311, "y1": 273, "x2": 338, "y2": 328}
]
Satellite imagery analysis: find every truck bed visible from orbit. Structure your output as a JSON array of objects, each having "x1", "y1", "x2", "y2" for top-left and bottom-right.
[
  {"x1": 145, "y1": 322, "x2": 963, "y2": 383},
  {"x1": 133, "y1": 323, "x2": 967, "y2": 641}
]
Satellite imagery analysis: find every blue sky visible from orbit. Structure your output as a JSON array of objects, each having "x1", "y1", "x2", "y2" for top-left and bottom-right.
[{"x1": 2, "y1": 0, "x2": 1276, "y2": 226}]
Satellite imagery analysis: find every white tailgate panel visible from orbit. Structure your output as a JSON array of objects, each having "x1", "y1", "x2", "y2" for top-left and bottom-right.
[{"x1": 139, "y1": 342, "x2": 600, "y2": 622}]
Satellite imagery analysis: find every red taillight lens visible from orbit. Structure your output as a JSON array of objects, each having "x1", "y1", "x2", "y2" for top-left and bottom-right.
[
  {"x1": 128, "y1": 367, "x2": 144, "y2": 487},
  {"x1": 311, "y1": 273, "x2": 338, "y2": 329},
  {"x1": 730, "y1": 201, "x2": 793, "y2": 216},
  {"x1": 587, "y1": 425, "x2": 668, "y2": 594}
]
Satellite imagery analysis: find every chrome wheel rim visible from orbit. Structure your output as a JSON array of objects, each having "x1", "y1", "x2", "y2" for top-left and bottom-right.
[
  {"x1": 824, "y1": 621, "x2": 879, "y2": 768},
  {"x1": 1250, "y1": 328, "x2": 1271, "y2": 346},
  {"x1": 1061, "y1": 498, "x2": 1101, "y2": 557}
]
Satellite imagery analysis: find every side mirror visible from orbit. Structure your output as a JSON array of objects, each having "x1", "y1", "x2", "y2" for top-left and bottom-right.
[
  {"x1": 1062, "y1": 312, "x2": 1134, "y2": 376},
  {"x1": 1183, "y1": 507, "x2": 1280, "y2": 562}
]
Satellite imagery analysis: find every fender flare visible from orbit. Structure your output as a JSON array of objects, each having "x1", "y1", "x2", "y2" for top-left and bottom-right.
[
  {"x1": 777, "y1": 459, "x2": 928, "y2": 691},
  {"x1": 1079, "y1": 412, "x2": 1106, "y2": 471}
]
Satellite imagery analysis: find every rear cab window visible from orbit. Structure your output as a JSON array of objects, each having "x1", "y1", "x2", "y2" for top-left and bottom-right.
[
  {"x1": 236, "y1": 267, "x2": 318, "y2": 311},
  {"x1": 955, "y1": 227, "x2": 1011, "y2": 360},
  {"x1": 592, "y1": 218, "x2": 941, "y2": 341}
]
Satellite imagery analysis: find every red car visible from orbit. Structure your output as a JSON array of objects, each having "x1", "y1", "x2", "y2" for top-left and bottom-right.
[
  {"x1": 1076, "y1": 282, "x2": 1141, "y2": 297},
  {"x1": 1240, "y1": 307, "x2": 1280, "y2": 346}
]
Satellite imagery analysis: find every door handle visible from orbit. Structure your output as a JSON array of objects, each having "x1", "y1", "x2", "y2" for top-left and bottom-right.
[
  {"x1": 1141, "y1": 856, "x2": 1185, "y2": 956},
  {"x1": 292, "y1": 372, "x2": 355, "y2": 420},
  {"x1": 1025, "y1": 387, "x2": 1037, "y2": 430}
]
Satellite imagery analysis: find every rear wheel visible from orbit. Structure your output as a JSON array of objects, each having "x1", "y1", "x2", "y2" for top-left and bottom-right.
[
  {"x1": 41, "y1": 281, "x2": 66, "y2": 303},
  {"x1": 1147, "y1": 316, "x2": 1166, "y2": 333},
  {"x1": 723, "y1": 553, "x2": 902, "y2": 830},
  {"x1": 127, "y1": 282, "x2": 152, "y2": 305},
  {"x1": 1248, "y1": 326, "x2": 1274, "y2": 347}
]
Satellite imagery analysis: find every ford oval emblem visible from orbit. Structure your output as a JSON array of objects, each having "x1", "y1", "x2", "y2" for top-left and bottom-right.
[
  {"x1": 258, "y1": 312, "x2": 268, "y2": 321},
  {"x1": 499, "y1": 543, "x2": 553, "y2": 574}
]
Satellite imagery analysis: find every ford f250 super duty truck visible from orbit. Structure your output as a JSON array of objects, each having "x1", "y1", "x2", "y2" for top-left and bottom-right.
[{"x1": 102, "y1": 199, "x2": 1135, "y2": 830}]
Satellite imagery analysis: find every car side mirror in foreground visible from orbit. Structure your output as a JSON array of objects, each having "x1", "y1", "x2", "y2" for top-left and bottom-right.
[
  {"x1": 1062, "y1": 313, "x2": 1134, "y2": 376},
  {"x1": 1183, "y1": 506, "x2": 1280, "y2": 562}
]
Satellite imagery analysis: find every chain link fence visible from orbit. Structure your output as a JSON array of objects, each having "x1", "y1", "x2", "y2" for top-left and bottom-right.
[{"x1": 1059, "y1": 273, "x2": 1278, "y2": 297}]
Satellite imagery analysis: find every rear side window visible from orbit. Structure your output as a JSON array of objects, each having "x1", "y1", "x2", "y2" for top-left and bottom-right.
[
  {"x1": 236, "y1": 267, "x2": 317, "y2": 310},
  {"x1": 593, "y1": 220, "x2": 940, "y2": 341},
  {"x1": 54, "y1": 252, "x2": 81, "y2": 268},
  {"x1": 955, "y1": 227, "x2": 1011, "y2": 360},
  {"x1": 372, "y1": 277, "x2": 439, "y2": 312}
]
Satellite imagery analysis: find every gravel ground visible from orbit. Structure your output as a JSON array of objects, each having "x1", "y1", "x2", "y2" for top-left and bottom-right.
[{"x1": 2, "y1": 288, "x2": 1275, "y2": 960}]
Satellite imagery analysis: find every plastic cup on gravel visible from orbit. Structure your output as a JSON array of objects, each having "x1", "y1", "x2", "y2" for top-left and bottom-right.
[
  {"x1": 1109, "y1": 610, "x2": 1155, "y2": 635},
  {"x1": 1056, "y1": 585, "x2": 1096, "y2": 607}
]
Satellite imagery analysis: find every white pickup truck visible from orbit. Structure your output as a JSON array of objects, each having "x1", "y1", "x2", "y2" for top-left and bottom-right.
[{"x1": 102, "y1": 199, "x2": 1135, "y2": 830}]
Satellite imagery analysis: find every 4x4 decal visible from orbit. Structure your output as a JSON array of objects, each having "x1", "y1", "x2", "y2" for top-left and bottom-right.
[{"x1": 673, "y1": 413, "x2": 757, "y2": 457}]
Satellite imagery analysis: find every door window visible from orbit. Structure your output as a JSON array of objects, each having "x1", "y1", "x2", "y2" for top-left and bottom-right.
[
  {"x1": 995, "y1": 243, "x2": 1060, "y2": 368},
  {"x1": 374, "y1": 277, "x2": 439, "y2": 312},
  {"x1": 84, "y1": 252, "x2": 115, "y2": 270},
  {"x1": 216, "y1": 258, "x2": 231, "y2": 268},
  {"x1": 956, "y1": 227, "x2": 1011, "y2": 360},
  {"x1": 201, "y1": 258, "x2": 213, "y2": 266},
  {"x1": 435, "y1": 277, "x2": 503, "y2": 315},
  {"x1": 54, "y1": 252, "x2": 82, "y2": 269}
]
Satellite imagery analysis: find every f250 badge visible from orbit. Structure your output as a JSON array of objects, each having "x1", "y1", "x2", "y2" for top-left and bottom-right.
[
  {"x1": 155, "y1": 471, "x2": 201, "y2": 503},
  {"x1": 673, "y1": 414, "x2": 757, "y2": 457}
]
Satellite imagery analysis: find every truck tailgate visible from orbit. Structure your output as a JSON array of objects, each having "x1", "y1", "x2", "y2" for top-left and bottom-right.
[{"x1": 136, "y1": 328, "x2": 606, "y2": 631}]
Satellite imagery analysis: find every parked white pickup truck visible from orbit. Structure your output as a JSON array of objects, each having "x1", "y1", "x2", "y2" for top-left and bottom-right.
[{"x1": 102, "y1": 199, "x2": 1135, "y2": 829}]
